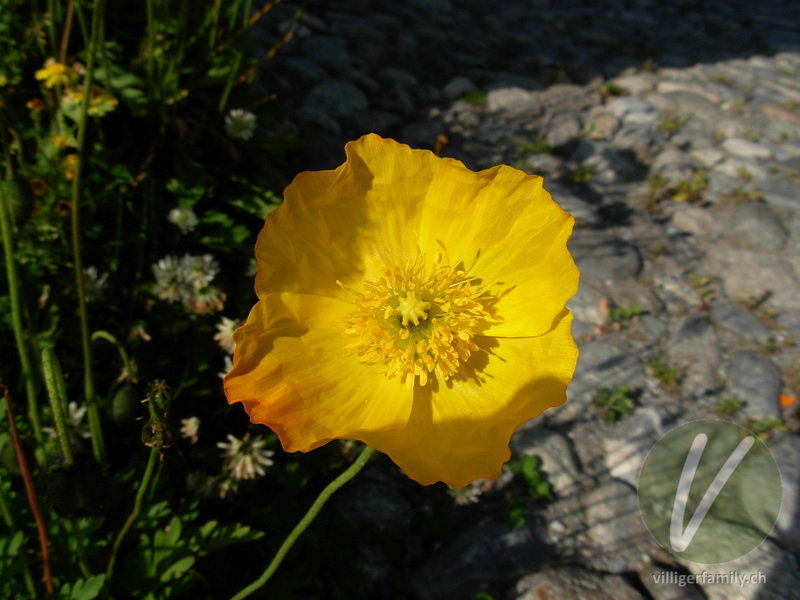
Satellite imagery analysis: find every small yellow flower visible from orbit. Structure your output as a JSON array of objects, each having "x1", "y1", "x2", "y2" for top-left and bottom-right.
[
  {"x1": 224, "y1": 134, "x2": 579, "y2": 488},
  {"x1": 35, "y1": 59, "x2": 78, "y2": 89},
  {"x1": 51, "y1": 135, "x2": 70, "y2": 150},
  {"x1": 63, "y1": 154, "x2": 79, "y2": 180},
  {"x1": 26, "y1": 98, "x2": 45, "y2": 113},
  {"x1": 62, "y1": 87, "x2": 118, "y2": 117}
]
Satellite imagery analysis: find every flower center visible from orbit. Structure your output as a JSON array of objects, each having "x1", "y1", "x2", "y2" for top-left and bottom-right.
[{"x1": 340, "y1": 255, "x2": 493, "y2": 387}]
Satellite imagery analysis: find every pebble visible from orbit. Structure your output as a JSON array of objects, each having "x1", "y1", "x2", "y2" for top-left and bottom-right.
[
  {"x1": 726, "y1": 350, "x2": 783, "y2": 420},
  {"x1": 253, "y1": 2, "x2": 800, "y2": 597}
]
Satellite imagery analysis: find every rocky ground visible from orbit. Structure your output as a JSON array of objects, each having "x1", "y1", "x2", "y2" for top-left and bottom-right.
[{"x1": 250, "y1": 1, "x2": 800, "y2": 599}]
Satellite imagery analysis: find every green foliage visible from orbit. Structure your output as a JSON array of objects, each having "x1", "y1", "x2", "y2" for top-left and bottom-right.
[
  {"x1": 648, "y1": 356, "x2": 684, "y2": 387},
  {"x1": 508, "y1": 454, "x2": 554, "y2": 502},
  {"x1": 715, "y1": 395, "x2": 743, "y2": 416},
  {"x1": 565, "y1": 165, "x2": 594, "y2": 185},
  {"x1": 461, "y1": 89, "x2": 487, "y2": 105},
  {"x1": 592, "y1": 385, "x2": 635, "y2": 422},
  {"x1": 745, "y1": 418, "x2": 785, "y2": 438},
  {"x1": 607, "y1": 304, "x2": 643, "y2": 325},
  {"x1": 599, "y1": 82, "x2": 628, "y2": 97},
  {"x1": 658, "y1": 109, "x2": 690, "y2": 135}
]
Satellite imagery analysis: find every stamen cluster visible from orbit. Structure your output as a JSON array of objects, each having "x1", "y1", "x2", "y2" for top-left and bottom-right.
[{"x1": 342, "y1": 255, "x2": 492, "y2": 386}]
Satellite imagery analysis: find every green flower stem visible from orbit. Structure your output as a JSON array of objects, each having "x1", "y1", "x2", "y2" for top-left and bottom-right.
[
  {"x1": 0, "y1": 178, "x2": 43, "y2": 448},
  {"x1": 71, "y1": 0, "x2": 106, "y2": 465},
  {"x1": 41, "y1": 348, "x2": 74, "y2": 466},
  {"x1": 105, "y1": 445, "x2": 159, "y2": 582},
  {"x1": 230, "y1": 445, "x2": 377, "y2": 600},
  {"x1": 91, "y1": 331, "x2": 134, "y2": 381}
]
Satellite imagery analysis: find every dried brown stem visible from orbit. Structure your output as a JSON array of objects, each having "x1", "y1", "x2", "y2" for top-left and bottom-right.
[{"x1": 2, "y1": 384, "x2": 54, "y2": 596}]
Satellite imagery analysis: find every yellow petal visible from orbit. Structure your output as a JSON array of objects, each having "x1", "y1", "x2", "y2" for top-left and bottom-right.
[
  {"x1": 224, "y1": 292, "x2": 413, "y2": 452},
  {"x1": 255, "y1": 134, "x2": 445, "y2": 300},
  {"x1": 360, "y1": 310, "x2": 578, "y2": 487},
  {"x1": 419, "y1": 161, "x2": 578, "y2": 337}
]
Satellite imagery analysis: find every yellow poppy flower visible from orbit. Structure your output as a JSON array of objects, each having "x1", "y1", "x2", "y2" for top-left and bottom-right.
[{"x1": 224, "y1": 134, "x2": 579, "y2": 487}]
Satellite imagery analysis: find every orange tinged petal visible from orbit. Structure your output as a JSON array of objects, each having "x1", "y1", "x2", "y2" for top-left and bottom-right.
[
  {"x1": 225, "y1": 293, "x2": 413, "y2": 452},
  {"x1": 227, "y1": 134, "x2": 580, "y2": 486}
]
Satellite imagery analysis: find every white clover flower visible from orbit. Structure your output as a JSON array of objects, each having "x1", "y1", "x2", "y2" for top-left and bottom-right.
[
  {"x1": 167, "y1": 207, "x2": 199, "y2": 234},
  {"x1": 217, "y1": 432, "x2": 274, "y2": 481},
  {"x1": 152, "y1": 253, "x2": 224, "y2": 314},
  {"x1": 180, "y1": 416, "x2": 201, "y2": 444},
  {"x1": 447, "y1": 482, "x2": 482, "y2": 505},
  {"x1": 152, "y1": 255, "x2": 185, "y2": 303},
  {"x1": 214, "y1": 316, "x2": 239, "y2": 354},
  {"x1": 225, "y1": 108, "x2": 257, "y2": 140},
  {"x1": 43, "y1": 401, "x2": 91, "y2": 440},
  {"x1": 180, "y1": 254, "x2": 219, "y2": 291},
  {"x1": 218, "y1": 355, "x2": 233, "y2": 379},
  {"x1": 83, "y1": 266, "x2": 108, "y2": 303}
]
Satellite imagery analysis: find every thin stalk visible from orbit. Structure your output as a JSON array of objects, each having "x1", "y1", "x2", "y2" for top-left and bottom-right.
[
  {"x1": 3, "y1": 384, "x2": 54, "y2": 596},
  {"x1": 230, "y1": 446, "x2": 376, "y2": 600},
  {"x1": 104, "y1": 446, "x2": 159, "y2": 582},
  {"x1": 45, "y1": 0, "x2": 58, "y2": 55},
  {"x1": 91, "y1": 331, "x2": 135, "y2": 381},
  {"x1": 70, "y1": 0, "x2": 107, "y2": 464},
  {"x1": 145, "y1": 0, "x2": 156, "y2": 103},
  {"x1": 0, "y1": 171, "x2": 44, "y2": 447},
  {"x1": 58, "y1": 0, "x2": 76, "y2": 64},
  {"x1": 41, "y1": 348, "x2": 75, "y2": 466}
]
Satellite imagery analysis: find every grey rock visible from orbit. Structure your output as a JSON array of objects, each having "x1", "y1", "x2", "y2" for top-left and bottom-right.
[
  {"x1": 768, "y1": 431, "x2": 800, "y2": 556},
  {"x1": 609, "y1": 74, "x2": 658, "y2": 97},
  {"x1": 567, "y1": 280, "x2": 608, "y2": 327},
  {"x1": 557, "y1": 341, "x2": 646, "y2": 425},
  {"x1": 639, "y1": 563, "x2": 706, "y2": 600},
  {"x1": 538, "y1": 84, "x2": 599, "y2": 114},
  {"x1": 301, "y1": 36, "x2": 351, "y2": 73},
  {"x1": 756, "y1": 177, "x2": 800, "y2": 211},
  {"x1": 543, "y1": 112, "x2": 582, "y2": 149},
  {"x1": 603, "y1": 408, "x2": 668, "y2": 488},
  {"x1": 710, "y1": 301, "x2": 774, "y2": 343},
  {"x1": 574, "y1": 142, "x2": 638, "y2": 183},
  {"x1": 547, "y1": 183, "x2": 600, "y2": 227},
  {"x1": 443, "y1": 76, "x2": 476, "y2": 100},
  {"x1": 731, "y1": 201, "x2": 789, "y2": 251},
  {"x1": 412, "y1": 515, "x2": 548, "y2": 600},
  {"x1": 485, "y1": 86, "x2": 540, "y2": 115},
  {"x1": 612, "y1": 124, "x2": 661, "y2": 161},
  {"x1": 726, "y1": 350, "x2": 782, "y2": 420},
  {"x1": 713, "y1": 156, "x2": 768, "y2": 180},
  {"x1": 606, "y1": 97, "x2": 659, "y2": 126},
  {"x1": 722, "y1": 137, "x2": 773, "y2": 160},
  {"x1": 666, "y1": 316, "x2": 720, "y2": 398},
  {"x1": 679, "y1": 539, "x2": 800, "y2": 600},
  {"x1": 511, "y1": 426, "x2": 582, "y2": 498},
  {"x1": 651, "y1": 148, "x2": 698, "y2": 185},
  {"x1": 581, "y1": 479, "x2": 651, "y2": 573},
  {"x1": 299, "y1": 80, "x2": 368, "y2": 132},
  {"x1": 631, "y1": 314, "x2": 669, "y2": 343},
  {"x1": 521, "y1": 153, "x2": 566, "y2": 179},
  {"x1": 570, "y1": 230, "x2": 643, "y2": 280},
  {"x1": 513, "y1": 566, "x2": 646, "y2": 600},
  {"x1": 283, "y1": 56, "x2": 328, "y2": 85}
]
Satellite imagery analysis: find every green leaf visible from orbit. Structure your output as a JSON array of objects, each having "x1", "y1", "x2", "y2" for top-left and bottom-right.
[
  {"x1": 160, "y1": 556, "x2": 195, "y2": 582},
  {"x1": 68, "y1": 575, "x2": 106, "y2": 600}
]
